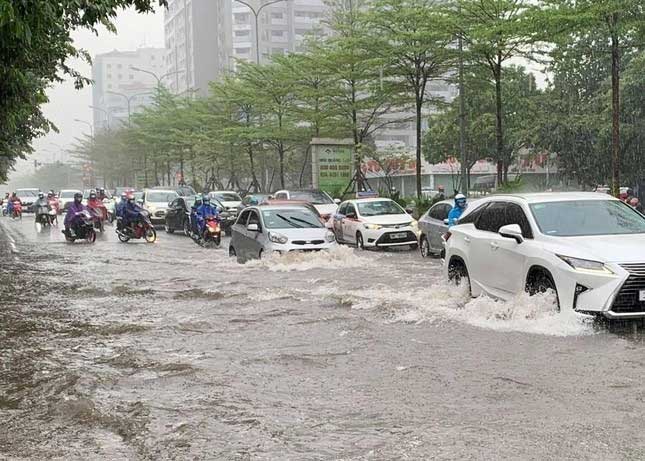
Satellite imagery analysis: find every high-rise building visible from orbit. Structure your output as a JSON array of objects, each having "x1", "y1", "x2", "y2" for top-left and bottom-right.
[
  {"x1": 91, "y1": 48, "x2": 165, "y2": 132},
  {"x1": 231, "y1": 0, "x2": 327, "y2": 67},
  {"x1": 164, "y1": 0, "x2": 232, "y2": 96}
]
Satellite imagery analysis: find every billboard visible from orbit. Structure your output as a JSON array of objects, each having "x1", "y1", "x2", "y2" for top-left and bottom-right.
[{"x1": 311, "y1": 139, "x2": 354, "y2": 194}]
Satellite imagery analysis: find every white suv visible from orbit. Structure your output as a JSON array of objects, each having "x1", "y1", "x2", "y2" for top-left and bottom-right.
[{"x1": 444, "y1": 192, "x2": 645, "y2": 319}]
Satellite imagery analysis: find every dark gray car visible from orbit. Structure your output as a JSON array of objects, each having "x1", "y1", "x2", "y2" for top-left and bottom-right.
[{"x1": 418, "y1": 200, "x2": 453, "y2": 258}]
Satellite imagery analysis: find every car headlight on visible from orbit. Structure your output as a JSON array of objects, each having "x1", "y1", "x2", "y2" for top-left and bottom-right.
[
  {"x1": 269, "y1": 232, "x2": 288, "y2": 244},
  {"x1": 364, "y1": 223, "x2": 382, "y2": 230},
  {"x1": 325, "y1": 231, "x2": 336, "y2": 242},
  {"x1": 410, "y1": 220, "x2": 419, "y2": 231},
  {"x1": 557, "y1": 255, "x2": 614, "y2": 275}
]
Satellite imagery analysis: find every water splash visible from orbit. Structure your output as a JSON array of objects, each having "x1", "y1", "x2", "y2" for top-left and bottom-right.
[{"x1": 245, "y1": 246, "x2": 374, "y2": 272}]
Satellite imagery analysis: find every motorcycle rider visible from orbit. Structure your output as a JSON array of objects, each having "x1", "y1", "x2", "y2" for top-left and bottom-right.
[
  {"x1": 64, "y1": 192, "x2": 87, "y2": 236},
  {"x1": 33, "y1": 191, "x2": 51, "y2": 222},
  {"x1": 447, "y1": 193, "x2": 467, "y2": 227},
  {"x1": 190, "y1": 196, "x2": 203, "y2": 236},
  {"x1": 195, "y1": 194, "x2": 219, "y2": 236},
  {"x1": 115, "y1": 192, "x2": 127, "y2": 230},
  {"x1": 122, "y1": 193, "x2": 145, "y2": 232},
  {"x1": 97, "y1": 187, "x2": 108, "y2": 201}
]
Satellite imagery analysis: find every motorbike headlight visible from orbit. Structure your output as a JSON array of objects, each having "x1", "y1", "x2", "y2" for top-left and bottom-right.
[
  {"x1": 557, "y1": 255, "x2": 614, "y2": 275},
  {"x1": 325, "y1": 231, "x2": 336, "y2": 242},
  {"x1": 364, "y1": 223, "x2": 382, "y2": 230},
  {"x1": 269, "y1": 232, "x2": 288, "y2": 244}
]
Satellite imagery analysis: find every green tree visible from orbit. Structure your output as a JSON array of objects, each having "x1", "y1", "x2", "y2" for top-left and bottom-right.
[
  {"x1": 0, "y1": 0, "x2": 166, "y2": 182},
  {"x1": 365, "y1": 0, "x2": 454, "y2": 199},
  {"x1": 538, "y1": 0, "x2": 645, "y2": 195},
  {"x1": 453, "y1": 0, "x2": 537, "y2": 185}
]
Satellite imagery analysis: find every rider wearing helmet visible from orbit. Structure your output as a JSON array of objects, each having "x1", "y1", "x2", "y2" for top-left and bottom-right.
[
  {"x1": 33, "y1": 191, "x2": 50, "y2": 219},
  {"x1": 195, "y1": 194, "x2": 219, "y2": 236},
  {"x1": 447, "y1": 193, "x2": 467, "y2": 227},
  {"x1": 115, "y1": 192, "x2": 128, "y2": 231},
  {"x1": 97, "y1": 187, "x2": 108, "y2": 201},
  {"x1": 64, "y1": 192, "x2": 87, "y2": 236},
  {"x1": 123, "y1": 193, "x2": 145, "y2": 230}
]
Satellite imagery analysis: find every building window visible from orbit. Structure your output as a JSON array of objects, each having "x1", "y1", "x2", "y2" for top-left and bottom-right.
[
  {"x1": 235, "y1": 47, "x2": 251, "y2": 55},
  {"x1": 271, "y1": 12, "x2": 283, "y2": 20},
  {"x1": 234, "y1": 13, "x2": 250, "y2": 23},
  {"x1": 272, "y1": 47, "x2": 285, "y2": 55},
  {"x1": 271, "y1": 30, "x2": 284, "y2": 37},
  {"x1": 235, "y1": 30, "x2": 250, "y2": 37}
]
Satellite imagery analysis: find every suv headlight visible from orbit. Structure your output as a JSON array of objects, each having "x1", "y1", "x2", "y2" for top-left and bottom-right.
[
  {"x1": 410, "y1": 220, "x2": 419, "y2": 231},
  {"x1": 364, "y1": 223, "x2": 382, "y2": 230},
  {"x1": 557, "y1": 255, "x2": 614, "y2": 274},
  {"x1": 325, "y1": 231, "x2": 336, "y2": 242},
  {"x1": 269, "y1": 232, "x2": 288, "y2": 244}
]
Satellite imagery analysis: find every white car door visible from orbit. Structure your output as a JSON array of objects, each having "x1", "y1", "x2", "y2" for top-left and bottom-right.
[
  {"x1": 470, "y1": 201, "x2": 528, "y2": 296},
  {"x1": 343, "y1": 203, "x2": 359, "y2": 243},
  {"x1": 333, "y1": 202, "x2": 347, "y2": 241},
  {"x1": 491, "y1": 203, "x2": 533, "y2": 294}
]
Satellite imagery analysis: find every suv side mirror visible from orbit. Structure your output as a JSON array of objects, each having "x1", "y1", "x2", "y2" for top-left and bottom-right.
[
  {"x1": 443, "y1": 218, "x2": 450, "y2": 225},
  {"x1": 499, "y1": 224, "x2": 524, "y2": 244},
  {"x1": 346, "y1": 212, "x2": 357, "y2": 219},
  {"x1": 405, "y1": 207, "x2": 414, "y2": 215},
  {"x1": 247, "y1": 223, "x2": 259, "y2": 232},
  {"x1": 334, "y1": 198, "x2": 341, "y2": 204}
]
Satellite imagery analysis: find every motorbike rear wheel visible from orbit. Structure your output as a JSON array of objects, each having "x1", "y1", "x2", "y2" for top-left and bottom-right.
[
  {"x1": 144, "y1": 226, "x2": 157, "y2": 243},
  {"x1": 86, "y1": 229, "x2": 97, "y2": 243},
  {"x1": 117, "y1": 231, "x2": 130, "y2": 243}
]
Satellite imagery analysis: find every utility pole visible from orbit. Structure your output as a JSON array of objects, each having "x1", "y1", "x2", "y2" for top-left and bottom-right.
[{"x1": 458, "y1": 7, "x2": 468, "y2": 196}]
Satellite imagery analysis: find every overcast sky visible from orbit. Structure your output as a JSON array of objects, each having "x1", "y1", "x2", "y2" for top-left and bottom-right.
[{"x1": 11, "y1": 7, "x2": 165, "y2": 178}]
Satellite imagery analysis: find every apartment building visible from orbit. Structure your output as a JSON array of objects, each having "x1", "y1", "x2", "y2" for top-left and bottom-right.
[{"x1": 91, "y1": 48, "x2": 166, "y2": 132}]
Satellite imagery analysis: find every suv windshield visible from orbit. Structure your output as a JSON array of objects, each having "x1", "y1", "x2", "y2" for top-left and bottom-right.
[
  {"x1": 212, "y1": 192, "x2": 241, "y2": 202},
  {"x1": 357, "y1": 200, "x2": 405, "y2": 217},
  {"x1": 262, "y1": 209, "x2": 323, "y2": 229},
  {"x1": 289, "y1": 191, "x2": 333, "y2": 204},
  {"x1": 147, "y1": 191, "x2": 178, "y2": 203},
  {"x1": 530, "y1": 200, "x2": 645, "y2": 236},
  {"x1": 16, "y1": 189, "x2": 38, "y2": 197},
  {"x1": 60, "y1": 191, "x2": 79, "y2": 199}
]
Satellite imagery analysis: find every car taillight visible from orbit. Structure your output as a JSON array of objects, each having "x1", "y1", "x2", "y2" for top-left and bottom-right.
[{"x1": 443, "y1": 231, "x2": 452, "y2": 242}]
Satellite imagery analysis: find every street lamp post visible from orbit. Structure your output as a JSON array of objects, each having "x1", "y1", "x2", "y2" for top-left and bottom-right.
[
  {"x1": 129, "y1": 67, "x2": 185, "y2": 87},
  {"x1": 234, "y1": 0, "x2": 291, "y2": 65},
  {"x1": 89, "y1": 105, "x2": 112, "y2": 131},
  {"x1": 74, "y1": 119, "x2": 94, "y2": 139},
  {"x1": 106, "y1": 91, "x2": 154, "y2": 126}
]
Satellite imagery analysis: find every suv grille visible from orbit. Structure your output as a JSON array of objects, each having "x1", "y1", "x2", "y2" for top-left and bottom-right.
[
  {"x1": 292, "y1": 240, "x2": 325, "y2": 245},
  {"x1": 611, "y1": 264, "x2": 645, "y2": 313}
]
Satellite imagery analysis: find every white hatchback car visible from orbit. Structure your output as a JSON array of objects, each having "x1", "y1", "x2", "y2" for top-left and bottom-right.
[
  {"x1": 445, "y1": 192, "x2": 645, "y2": 319},
  {"x1": 229, "y1": 204, "x2": 337, "y2": 262},
  {"x1": 332, "y1": 198, "x2": 419, "y2": 250}
]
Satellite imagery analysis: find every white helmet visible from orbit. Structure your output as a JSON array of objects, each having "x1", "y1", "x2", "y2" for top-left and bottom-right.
[{"x1": 455, "y1": 193, "x2": 466, "y2": 201}]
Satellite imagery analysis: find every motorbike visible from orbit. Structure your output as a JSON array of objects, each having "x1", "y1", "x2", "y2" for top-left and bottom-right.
[
  {"x1": 87, "y1": 203, "x2": 107, "y2": 232},
  {"x1": 62, "y1": 210, "x2": 96, "y2": 243},
  {"x1": 35, "y1": 204, "x2": 53, "y2": 227},
  {"x1": 192, "y1": 215, "x2": 222, "y2": 248},
  {"x1": 1, "y1": 200, "x2": 7, "y2": 217},
  {"x1": 48, "y1": 197, "x2": 61, "y2": 216},
  {"x1": 11, "y1": 201, "x2": 22, "y2": 220},
  {"x1": 116, "y1": 210, "x2": 157, "y2": 243}
]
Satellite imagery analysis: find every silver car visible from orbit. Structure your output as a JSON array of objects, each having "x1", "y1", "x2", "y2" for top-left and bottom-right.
[
  {"x1": 418, "y1": 199, "x2": 454, "y2": 258},
  {"x1": 229, "y1": 204, "x2": 337, "y2": 263}
]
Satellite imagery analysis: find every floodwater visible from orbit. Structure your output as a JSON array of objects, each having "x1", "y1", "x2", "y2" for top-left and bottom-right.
[{"x1": 2, "y1": 216, "x2": 645, "y2": 460}]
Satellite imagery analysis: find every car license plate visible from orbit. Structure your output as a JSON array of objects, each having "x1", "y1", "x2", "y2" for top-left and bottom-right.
[
  {"x1": 390, "y1": 232, "x2": 407, "y2": 239},
  {"x1": 640, "y1": 290, "x2": 645, "y2": 302}
]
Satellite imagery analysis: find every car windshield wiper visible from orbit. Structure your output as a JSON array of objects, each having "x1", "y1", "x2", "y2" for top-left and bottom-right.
[
  {"x1": 276, "y1": 213, "x2": 303, "y2": 228},
  {"x1": 288, "y1": 216, "x2": 320, "y2": 227}
]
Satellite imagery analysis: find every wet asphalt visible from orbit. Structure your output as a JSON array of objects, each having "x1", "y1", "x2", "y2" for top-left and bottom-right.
[{"x1": 2, "y1": 215, "x2": 645, "y2": 460}]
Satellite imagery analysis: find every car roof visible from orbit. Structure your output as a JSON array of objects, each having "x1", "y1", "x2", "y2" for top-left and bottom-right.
[
  {"x1": 344, "y1": 197, "x2": 393, "y2": 203},
  {"x1": 481, "y1": 192, "x2": 616, "y2": 204},
  {"x1": 211, "y1": 190, "x2": 239, "y2": 194},
  {"x1": 253, "y1": 204, "x2": 316, "y2": 211}
]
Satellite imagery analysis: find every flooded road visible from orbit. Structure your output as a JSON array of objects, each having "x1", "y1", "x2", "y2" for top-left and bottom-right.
[{"x1": 2, "y1": 216, "x2": 645, "y2": 460}]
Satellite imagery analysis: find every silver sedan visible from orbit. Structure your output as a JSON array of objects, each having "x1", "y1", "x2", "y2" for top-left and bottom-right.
[{"x1": 418, "y1": 199, "x2": 453, "y2": 258}]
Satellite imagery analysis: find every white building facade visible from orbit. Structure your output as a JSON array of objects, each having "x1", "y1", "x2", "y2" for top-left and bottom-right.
[{"x1": 91, "y1": 48, "x2": 166, "y2": 132}]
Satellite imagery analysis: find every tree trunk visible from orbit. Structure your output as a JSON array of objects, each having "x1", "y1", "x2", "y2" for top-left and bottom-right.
[
  {"x1": 415, "y1": 95, "x2": 423, "y2": 200},
  {"x1": 179, "y1": 153, "x2": 185, "y2": 186},
  {"x1": 248, "y1": 143, "x2": 260, "y2": 192},
  {"x1": 300, "y1": 145, "x2": 312, "y2": 188},
  {"x1": 459, "y1": 33, "x2": 468, "y2": 196},
  {"x1": 611, "y1": 18, "x2": 621, "y2": 197},
  {"x1": 278, "y1": 144, "x2": 286, "y2": 189},
  {"x1": 494, "y1": 58, "x2": 504, "y2": 186}
]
